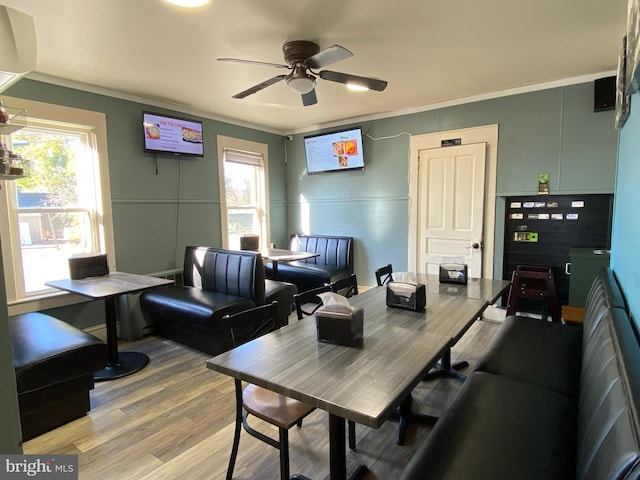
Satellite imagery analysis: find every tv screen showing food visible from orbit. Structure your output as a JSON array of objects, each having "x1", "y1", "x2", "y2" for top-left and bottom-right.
[
  {"x1": 143, "y1": 111, "x2": 204, "y2": 157},
  {"x1": 304, "y1": 127, "x2": 364, "y2": 174}
]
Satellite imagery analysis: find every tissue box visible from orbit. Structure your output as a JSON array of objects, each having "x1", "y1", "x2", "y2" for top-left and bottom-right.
[
  {"x1": 386, "y1": 282, "x2": 426, "y2": 311},
  {"x1": 315, "y1": 304, "x2": 364, "y2": 346},
  {"x1": 439, "y1": 264, "x2": 468, "y2": 284},
  {"x1": 68, "y1": 253, "x2": 109, "y2": 279}
]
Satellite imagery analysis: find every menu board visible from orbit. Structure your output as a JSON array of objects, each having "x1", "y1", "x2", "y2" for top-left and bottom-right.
[
  {"x1": 143, "y1": 112, "x2": 204, "y2": 156},
  {"x1": 304, "y1": 127, "x2": 364, "y2": 174}
]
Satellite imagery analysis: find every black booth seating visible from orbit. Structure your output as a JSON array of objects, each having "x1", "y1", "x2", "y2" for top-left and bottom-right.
[
  {"x1": 265, "y1": 234, "x2": 354, "y2": 293},
  {"x1": 10, "y1": 312, "x2": 108, "y2": 440},
  {"x1": 140, "y1": 247, "x2": 297, "y2": 355},
  {"x1": 399, "y1": 268, "x2": 640, "y2": 480}
]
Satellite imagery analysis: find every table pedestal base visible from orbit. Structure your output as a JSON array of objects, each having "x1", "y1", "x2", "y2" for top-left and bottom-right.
[
  {"x1": 94, "y1": 351, "x2": 150, "y2": 381},
  {"x1": 394, "y1": 394, "x2": 439, "y2": 445},
  {"x1": 422, "y1": 348, "x2": 468, "y2": 383}
]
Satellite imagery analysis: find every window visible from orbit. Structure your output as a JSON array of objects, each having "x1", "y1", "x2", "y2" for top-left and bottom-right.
[
  {"x1": 217, "y1": 136, "x2": 269, "y2": 250},
  {"x1": 0, "y1": 97, "x2": 114, "y2": 313}
]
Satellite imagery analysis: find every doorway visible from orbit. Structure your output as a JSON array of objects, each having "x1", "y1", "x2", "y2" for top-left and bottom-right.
[
  {"x1": 417, "y1": 143, "x2": 486, "y2": 276},
  {"x1": 409, "y1": 125, "x2": 498, "y2": 279}
]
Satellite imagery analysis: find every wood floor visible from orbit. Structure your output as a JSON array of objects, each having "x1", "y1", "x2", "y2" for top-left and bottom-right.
[{"x1": 23, "y1": 317, "x2": 500, "y2": 480}]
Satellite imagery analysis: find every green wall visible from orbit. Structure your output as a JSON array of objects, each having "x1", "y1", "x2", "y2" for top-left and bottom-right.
[
  {"x1": 0, "y1": 246, "x2": 22, "y2": 453},
  {"x1": 286, "y1": 82, "x2": 618, "y2": 285},
  {"x1": 2, "y1": 79, "x2": 619, "y2": 291},
  {"x1": 611, "y1": 94, "x2": 640, "y2": 325},
  {"x1": 5, "y1": 79, "x2": 289, "y2": 274}
]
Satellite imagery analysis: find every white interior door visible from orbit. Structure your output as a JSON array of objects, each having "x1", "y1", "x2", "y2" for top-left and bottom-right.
[{"x1": 417, "y1": 143, "x2": 486, "y2": 277}]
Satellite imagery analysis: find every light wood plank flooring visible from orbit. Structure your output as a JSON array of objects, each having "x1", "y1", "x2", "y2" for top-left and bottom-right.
[{"x1": 23, "y1": 318, "x2": 500, "y2": 480}]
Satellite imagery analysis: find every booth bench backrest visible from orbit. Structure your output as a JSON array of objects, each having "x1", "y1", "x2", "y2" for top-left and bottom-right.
[
  {"x1": 183, "y1": 246, "x2": 265, "y2": 305},
  {"x1": 289, "y1": 234, "x2": 353, "y2": 270},
  {"x1": 577, "y1": 269, "x2": 640, "y2": 480},
  {"x1": 582, "y1": 268, "x2": 627, "y2": 342}
]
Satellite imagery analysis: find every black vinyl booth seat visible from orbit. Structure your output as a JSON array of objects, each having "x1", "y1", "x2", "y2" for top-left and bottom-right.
[
  {"x1": 10, "y1": 312, "x2": 108, "y2": 440},
  {"x1": 400, "y1": 268, "x2": 640, "y2": 480},
  {"x1": 265, "y1": 234, "x2": 354, "y2": 293},
  {"x1": 140, "y1": 246, "x2": 297, "y2": 355}
]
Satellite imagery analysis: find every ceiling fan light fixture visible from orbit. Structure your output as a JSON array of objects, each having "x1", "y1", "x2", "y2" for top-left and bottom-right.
[
  {"x1": 286, "y1": 72, "x2": 317, "y2": 94},
  {"x1": 347, "y1": 83, "x2": 369, "y2": 92}
]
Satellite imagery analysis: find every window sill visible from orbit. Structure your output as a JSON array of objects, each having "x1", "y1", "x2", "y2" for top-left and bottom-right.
[
  {"x1": 6, "y1": 268, "x2": 183, "y2": 316},
  {"x1": 7, "y1": 289, "x2": 89, "y2": 316}
]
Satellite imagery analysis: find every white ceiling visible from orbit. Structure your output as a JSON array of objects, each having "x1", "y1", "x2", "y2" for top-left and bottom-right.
[{"x1": 2, "y1": 0, "x2": 629, "y2": 133}]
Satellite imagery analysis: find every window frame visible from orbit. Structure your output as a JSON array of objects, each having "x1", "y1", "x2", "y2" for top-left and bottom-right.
[
  {"x1": 217, "y1": 135, "x2": 270, "y2": 250},
  {"x1": 0, "y1": 96, "x2": 115, "y2": 315}
]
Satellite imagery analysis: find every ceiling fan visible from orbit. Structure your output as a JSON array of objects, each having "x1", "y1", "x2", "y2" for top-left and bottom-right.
[{"x1": 218, "y1": 40, "x2": 388, "y2": 106}]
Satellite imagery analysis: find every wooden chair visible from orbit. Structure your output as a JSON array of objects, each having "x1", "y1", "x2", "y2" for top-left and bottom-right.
[
  {"x1": 293, "y1": 285, "x2": 358, "y2": 450},
  {"x1": 223, "y1": 302, "x2": 315, "y2": 480},
  {"x1": 330, "y1": 274, "x2": 359, "y2": 298},
  {"x1": 375, "y1": 264, "x2": 393, "y2": 286},
  {"x1": 506, "y1": 265, "x2": 561, "y2": 322}
]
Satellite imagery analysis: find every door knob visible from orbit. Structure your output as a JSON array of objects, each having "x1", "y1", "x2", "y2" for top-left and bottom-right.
[{"x1": 466, "y1": 242, "x2": 481, "y2": 250}]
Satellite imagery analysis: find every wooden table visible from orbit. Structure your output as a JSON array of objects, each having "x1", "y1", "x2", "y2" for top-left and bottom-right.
[
  {"x1": 421, "y1": 275, "x2": 511, "y2": 304},
  {"x1": 46, "y1": 272, "x2": 173, "y2": 381},
  {"x1": 422, "y1": 275, "x2": 510, "y2": 378},
  {"x1": 346, "y1": 278, "x2": 509, "y2": 443},
  {"x1": 207, "y1": 283, "x2": 490, "y2": 479},
  {"x1": 261, "y1": 247, "x2": 319, "y2": 279}
]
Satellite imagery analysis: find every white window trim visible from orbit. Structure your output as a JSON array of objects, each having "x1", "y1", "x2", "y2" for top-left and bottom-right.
[
  {"x1": 0, "y1": 95, "x2": 115, "y2": 315},
  {"x1": 216, "y1": 135, "x2": 270, "y2": 249}
]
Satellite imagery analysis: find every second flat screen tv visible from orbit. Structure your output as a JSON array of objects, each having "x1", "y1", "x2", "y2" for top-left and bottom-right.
[
  {"x1": 304, "y1": 127, "x2": 364, "y2": 174},
  {"x1": 143, "y1": 111, "x2": 204, "y2": 157}
]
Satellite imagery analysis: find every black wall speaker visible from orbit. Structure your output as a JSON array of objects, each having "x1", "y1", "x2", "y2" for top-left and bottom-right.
[{"x1": 594, "y1": 76, "x2": 616, "y2": 112}]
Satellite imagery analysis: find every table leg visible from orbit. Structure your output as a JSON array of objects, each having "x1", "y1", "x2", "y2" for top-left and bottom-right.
[
  {"x1": 329, "y1": 414, "x2": 346, "y2": 479},
  {"x1": 94, "y1": 296, "x2": 150, "y2": 381},
  {"x1": 328, "y1": 414, "x2": 368, "y2": 480},
  {"x1": 104, "y1": 296, "x2": 119, "y2": 365}
]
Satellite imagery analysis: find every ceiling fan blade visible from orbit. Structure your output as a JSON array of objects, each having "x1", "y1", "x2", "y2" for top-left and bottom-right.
[
  {"x1": 319, "y1": 70, "x2": 388, "y2": 92},
  {"x1": 305, "y1": 45, "x2": 353, "y2": 69},
  {"x1": 218, "y1": 57, "x2": 289, "y2": 69},
  {"x1": 301, "y1": 89, "x2": 318, "y2": 106},
  {"x1": 232, "y1": 75, "x2": 287, "y2": 99}
]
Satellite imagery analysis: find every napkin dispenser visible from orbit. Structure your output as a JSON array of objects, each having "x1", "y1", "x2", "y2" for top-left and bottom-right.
[
  {"x1": 439, "y1": 263, "x2": 468, "y2": 285},
  {"x1": 68, "y1": 253, "x2": 109, "y2": 280},
  {"x1": 386, "y1": 282, "x2": 426, "y2": 312},
  {"x1": 315, "y1": 304, "x2": 364, "y2": 346}
]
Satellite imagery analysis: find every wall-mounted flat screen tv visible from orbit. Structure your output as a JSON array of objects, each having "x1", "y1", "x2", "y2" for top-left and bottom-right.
[
  {"x1": 304, "y1": 127, "x2": 364, "y2": 174},
  {"x1": 143, "y1": 111, "x2": 204, "y2": 157}
]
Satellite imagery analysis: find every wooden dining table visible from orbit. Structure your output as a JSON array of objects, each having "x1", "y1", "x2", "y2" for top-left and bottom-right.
[
  {"x1": 377, "y1": 275, "x2": 511, "y2": 384},
  {"x1": 206, "y1": 275, "x2": 507, "y2": 479},
  {"x1": 46, "y1": 272, "x2": 174, "y2": 381},
  {"x1": 261, "y1": 247, "x2": 319, "y2": 280}
]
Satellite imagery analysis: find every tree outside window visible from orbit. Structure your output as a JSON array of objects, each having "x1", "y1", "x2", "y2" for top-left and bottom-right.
[{"x1": 7, "y1": 127, "x2": 97, "y2": 293}]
